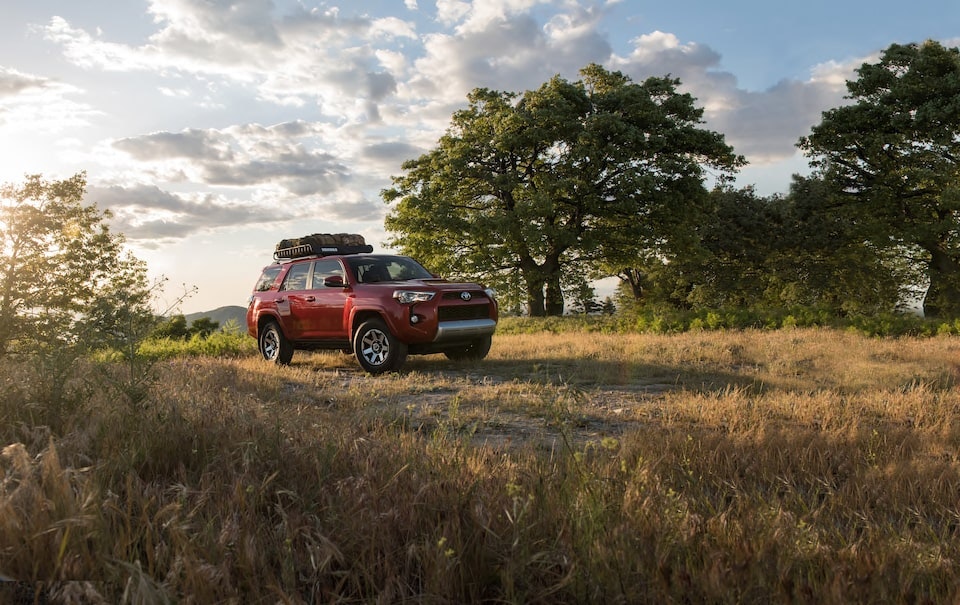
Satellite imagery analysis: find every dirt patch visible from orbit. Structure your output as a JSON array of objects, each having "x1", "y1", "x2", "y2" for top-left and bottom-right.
[{"x1": 304, "y1": 365, "x2": 683, "y2": 449}]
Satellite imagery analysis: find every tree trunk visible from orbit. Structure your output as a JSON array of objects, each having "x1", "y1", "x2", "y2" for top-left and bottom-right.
[
  {"x1": 520, "y1": 254, "x2": 565, "y2": 316},
  {"x1": 622, "y1": 268, "x2": 645, "y2": 301},
  {"x1": 545, "y1": 275, "x2": 564, "y2": 316},
  {"x1": 923, "y1": 247, "x2": 960, "y2": 318},
  {"x1": 524, "y1": 275, "x2": 546, "y2": 316},
  {"x1": 0, "y1": 265, "x2": 19, "y2": 356}
]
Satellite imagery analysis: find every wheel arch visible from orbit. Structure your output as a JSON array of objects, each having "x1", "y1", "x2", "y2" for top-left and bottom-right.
[
  {"x1": 257, "y1": 312, "x2": 284, "y2": 336},
  {"x1": 350, "y1": 309, "x2": 386, "y2": 341}
]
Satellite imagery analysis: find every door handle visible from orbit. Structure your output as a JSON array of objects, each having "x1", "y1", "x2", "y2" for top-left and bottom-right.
[{"x1": 305, "y1": 296, "x2": 316, "y2": 302}]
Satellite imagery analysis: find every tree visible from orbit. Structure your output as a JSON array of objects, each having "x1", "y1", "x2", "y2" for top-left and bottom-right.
[
  {"x1": 763, "y1": 176, "x2": 909, "y2": 313},
  {"x1": 569, "y1": 282, "x2": 600, "y2": 315},
  {"x1": 799, "y1": 40, "x2": 960, "y2": 317},
  {"x1": 383, "y1": 64, "x2": 742, "y2": 316},
  {"x1": 682, "y1": 186, "x2": 773, "y2": 308},
  {"x1": 152, "y1": 314, "x2": 191, "y2": 340},
  {"x1": 600, "y1": 296, "x2": 616, "y2": 315},
  {"x1": 189, "y1": 317, "x2": 220, "y2": 338},
  {"x1": 0, "y1": 173, "x2": 152, "y2": 357},
  {"x1": 692, "y1": 179, "x2": 909, "y2": 312}
]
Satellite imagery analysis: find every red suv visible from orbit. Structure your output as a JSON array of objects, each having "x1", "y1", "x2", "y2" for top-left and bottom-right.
[{"x1": 246, "y1": 239, "x2": 498, "y2": 373}]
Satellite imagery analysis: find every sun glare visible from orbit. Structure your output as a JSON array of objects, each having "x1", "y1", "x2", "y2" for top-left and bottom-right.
[{"x1": 0, "y1": 143, "x2": 36, "y2": 186}]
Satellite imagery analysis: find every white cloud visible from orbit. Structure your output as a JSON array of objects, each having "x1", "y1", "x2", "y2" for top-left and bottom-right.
[
  {"x1": 0, "y1": 66, "x2": 99, "y2": 136},
  {"x1": 375, "y1": 49, "x2": 410, "y2": 77},
  {"x1": 0, "y1": 66, "x2": 48, "y2": 96},
  {"x1": 29, "y1": 0, "x2": 888, "y2": 240},
  {"x1": 369, "y1": 17, "x2": 417, "y2": 40},
  {"x1": 452, "y1": 0, "x2": 551, "y2": 34},
  {"x1": 147, "y1": 0, "x2": 282, "y2": 49},
  {"x1": 809, "y1": 57, "x2": 871, "y2": 87},
  {"x1": 41, "y1": 16, "x2": 161, "y2": 72},
  {"x1": 408, "y1": 10, "x2": 606, "y2": 109},
  {"x1": 435, "y1": 0, "x2": 471, "y2": 26},
  {"x1": 90, "y1": 183, "x2": 301, "y2": 240},
  {"x1": 109, "y1": 121, "x2": 353, "y2": 196},
  {"x1": 158, "y1": 86, "x2": 191, "y2": 98},
  {"x1": 41, "y1": 4, "x2": 399, "y2": 122},
  {"x1": 609, "y1": 30, "x2": 854, "y2": 165}
]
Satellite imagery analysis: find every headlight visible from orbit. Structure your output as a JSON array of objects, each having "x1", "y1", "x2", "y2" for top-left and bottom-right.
[
  {"x1": 393, "y1": 290, "x2": 435, "y2": 304},
  {"x1": 484, "y1": 287, "x2": 497, "y2": 300}
]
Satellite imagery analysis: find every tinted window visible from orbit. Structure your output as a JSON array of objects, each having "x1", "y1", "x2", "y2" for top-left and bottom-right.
[
  {"x1": 280, "y1": 263, "x2": 311, "y2": 291},
  {"x1": 254, "y1": 265, "x2": 283, "y2": 292},
  {"x1": 313, "y1": 259, "x2": 344, "y2": 287},
  {"x1": 348, "y1": 256, "x2": 433, "y2": 283},
  {"x1": 383, "y1": 259, "x2": 430, "y2": 281}
]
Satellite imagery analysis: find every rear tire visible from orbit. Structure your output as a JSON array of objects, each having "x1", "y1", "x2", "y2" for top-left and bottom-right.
[
  {"x1": 354, "y1": 319, "x2": 407, "y2": 374},
  {"x1": 259, "y1": 320, "x2": 294, "y2": 365},
  {"x1": 443, "y1": 335, "x2": 492, "y2": 361}
]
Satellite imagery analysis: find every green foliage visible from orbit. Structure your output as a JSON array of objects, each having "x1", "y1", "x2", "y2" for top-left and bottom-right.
[
  {"x1": 137, "y1": 331, "x2": 255, "y2": 359},
  {"x1": 684, "y1": 179, "x2": 908, "y2": 313},
  {"x1": 0, "y1": 173, "x2": 155, "y2": 418},
  {"x1": 189, "y1": 317, "x2": 219, "y2": 338},
  {"x1": 800, "y1": 40, "x2": 960, "y2": 317},
  {"x1": 384, "y1": 64, "x2": 741, "y2": 316},
  {"x1": 567, "y1": 282, "x2": 600, "y2": 315},
  {"x1": 0, "y1": 173, "x2": 151, "y2": 353},
  {"x1": 497, "y1": 314, "x2": 629, "y2": 334},
  {"x1": 496, "y1": 305, "x2": 933, "y2": 337},
  {"x1": 151, "y1": 314, "x2": 221, "y2": 340},
  {"x1": 151, "y1": 314, "x2": 190, "y2": 339}
]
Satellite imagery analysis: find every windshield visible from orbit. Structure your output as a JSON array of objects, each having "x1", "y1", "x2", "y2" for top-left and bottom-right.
[{"x1": 347, "y1": 256, "x2": 434, "y2": 284}]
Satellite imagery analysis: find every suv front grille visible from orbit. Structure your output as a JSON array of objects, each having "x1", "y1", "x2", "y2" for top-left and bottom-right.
[
  {"x1": 438, "y1": 303, "x2": 491, "y2": 321},
  {"x1": 441, "y1": 291, "x2": 488, "y2": 301}
]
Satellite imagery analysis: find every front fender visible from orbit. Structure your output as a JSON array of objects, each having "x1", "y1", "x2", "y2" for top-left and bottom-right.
[{"x1": 347, "y1": 300, "x2": 431, "y2": 344}]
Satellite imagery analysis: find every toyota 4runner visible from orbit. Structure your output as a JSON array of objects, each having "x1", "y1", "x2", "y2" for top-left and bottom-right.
[{"x1": 246, "y1": 235, "x2": 498, "y2": 373}]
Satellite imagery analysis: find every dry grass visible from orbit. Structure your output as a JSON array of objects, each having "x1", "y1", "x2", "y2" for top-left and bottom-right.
[{"x1": 2, "y1": 327, "x2": 960, "y2": 603}]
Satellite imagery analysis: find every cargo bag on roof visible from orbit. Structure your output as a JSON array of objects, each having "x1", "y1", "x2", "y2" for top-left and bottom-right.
[{"x1": 274, "y1": 233, "x2": 372, "y2": 259}]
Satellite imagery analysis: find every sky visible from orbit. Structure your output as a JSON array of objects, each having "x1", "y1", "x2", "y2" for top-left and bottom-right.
[{"x1": 1, "y1": 0, "x2": 958, "y2": 314}]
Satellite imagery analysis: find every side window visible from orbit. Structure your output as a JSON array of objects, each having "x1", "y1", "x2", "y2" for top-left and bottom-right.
[
  {"x1": 254, "y1": 266, "x2": 283, "y2": 292},
  {"x1": 313, "y1": 259, "x2": 344, "y2": 287},
  {"x1": 280, "y1": 263, "x2": 311, "y2": 291}
]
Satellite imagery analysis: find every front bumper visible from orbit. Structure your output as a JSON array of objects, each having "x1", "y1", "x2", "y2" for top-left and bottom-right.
[{"x1": 433, "y1": 318, "x2": 497, "y2": 342}]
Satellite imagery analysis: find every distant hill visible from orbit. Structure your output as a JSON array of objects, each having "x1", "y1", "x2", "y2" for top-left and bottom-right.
[{"x1": 185, "y1": 305, "x2": 247, "y2": 331}]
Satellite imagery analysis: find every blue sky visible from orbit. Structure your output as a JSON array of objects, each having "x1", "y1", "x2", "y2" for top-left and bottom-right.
[{"x1": 1, "y1": 0, "x2": 957, "y2": 313}]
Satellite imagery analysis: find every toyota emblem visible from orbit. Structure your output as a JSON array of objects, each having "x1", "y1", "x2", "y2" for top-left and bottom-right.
[{"x1": 460, "y1": 291, "x2": 472, "y2": 301}]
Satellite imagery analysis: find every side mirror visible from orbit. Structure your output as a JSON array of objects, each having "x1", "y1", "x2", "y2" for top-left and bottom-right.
[{"x1": 323, "y1": 275, "x2": 346, "y2": 288}]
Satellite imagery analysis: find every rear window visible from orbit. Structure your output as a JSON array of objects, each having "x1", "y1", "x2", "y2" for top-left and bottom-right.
[{"x1": 254, "y1": 265, "x2": 283, "y2": 292}]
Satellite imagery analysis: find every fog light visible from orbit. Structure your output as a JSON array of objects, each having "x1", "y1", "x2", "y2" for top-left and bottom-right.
[{"x1": 410, "y1": 314, "x2": 421, "y2": 324}]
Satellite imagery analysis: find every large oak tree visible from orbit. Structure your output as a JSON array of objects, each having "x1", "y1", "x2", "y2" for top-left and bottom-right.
[
  {"x1": 383, "y1": 64, "x2": 741, "y2": 316},
  {"x1": 800, "y1": 40, "x2": 960, "y2": 317}
]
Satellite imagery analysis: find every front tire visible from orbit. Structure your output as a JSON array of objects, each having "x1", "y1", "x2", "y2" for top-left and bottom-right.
[
  {"x1": 354, "y1": 319, "x2": 407, "y2": 374},
  {"x1": 259, "y1": 320, "x2": 294, "y2": 365},
  {"x1": 443, "y1": 335, "x2": 492, "y2": 361}
]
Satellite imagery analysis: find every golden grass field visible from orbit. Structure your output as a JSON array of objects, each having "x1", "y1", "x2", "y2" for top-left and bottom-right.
[{"x1": 2, "y1": 327, "x2": 960, "y2": 603}]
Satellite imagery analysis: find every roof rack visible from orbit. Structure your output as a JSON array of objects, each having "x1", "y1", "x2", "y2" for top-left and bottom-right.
[
  {"x1": 274, "y1": 243, "x2": 373, "y2": 261},
  {"x1": 273, "y1": 233, "x2": 372, "y2": 261}
]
